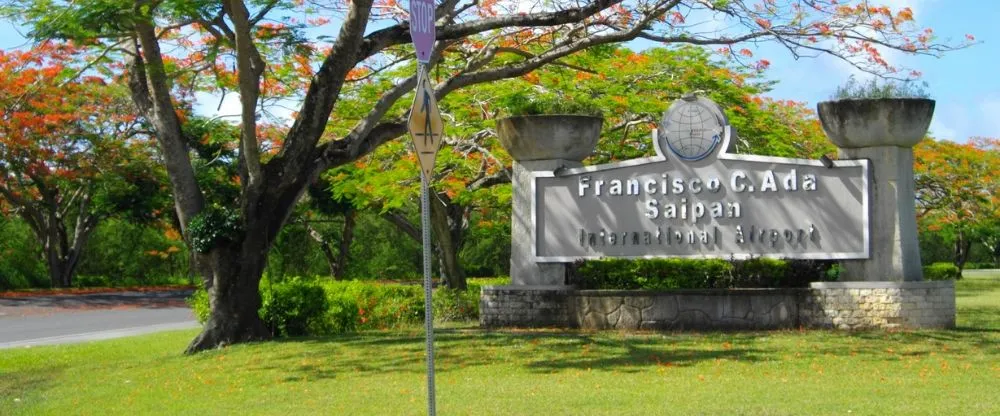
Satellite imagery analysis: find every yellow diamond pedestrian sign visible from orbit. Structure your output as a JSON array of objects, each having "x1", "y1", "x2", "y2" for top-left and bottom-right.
[{"x1": 408, "y1": 69, "x2": 444, "y2": 180}]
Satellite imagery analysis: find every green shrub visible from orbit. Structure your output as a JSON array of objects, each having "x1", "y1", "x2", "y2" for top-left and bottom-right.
[
  {"x1": 324, "y1": 280, "x2": 424, "y2": 330},
  {"x1": 325, "y1": 291, "x2": 359, "y2": 333},
  {"x1": 260, "y1": 277, "x2": 331, "y2": 337},
  {"x1": 0, "y1": 218, "x2": 47, "y2": 290},
  {"x1": 962, "y1": 262, "x2": 982, "y2": 270},
  {"x1": 571, "y1": 258, "x2": 733, "y2": 289},
  {"x1": 0, "y1": 264, "x2": 33, "y2": 291},
  {"x1": 832, "y1": 75, "x2": 930, "y2": 99},
  {"x1": 77, "y1": 219, "x2": 190, "y2": 285},
  {"x1": 187, "y1": 206, "x2": 242, "y2": 254},
  {"x1": 571, "y1": 258, "x2": 837, "y2": 290},
  {"x1": 824, "y1": 263, "x2": 843, "y2": 281},
  {"x1": 497, "y1": 89, "x2": 603, "y2": 116},
  {"x1": 924, "y1": 262, "x2": 961, "y2": 280},
  {"x1": 73, "y1": 275, "x2": 113, "y2": 288},
  {"x1": 186, "y1": 276, "x2": 508, "y2": 336},
  {"x1": 467, "y1": 277, "x2": 511, "y2": 291},
  {"x1": 433, "y1": 288, "x2": 479, "y2": 322},
  {"x1": 728, "y1": 259, "x2": 837, "y2": 288},
  {"x1": 187, "y1": 288, "x2": 211, "y2": 324},
  {"x1": 74, "y1": 274, "x2": 191, "y2": 289}
]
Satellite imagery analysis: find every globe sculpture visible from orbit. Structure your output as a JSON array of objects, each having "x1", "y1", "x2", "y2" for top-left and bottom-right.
[{"x1": 660, "y1": 96, "x2": 727, "y2": 161}]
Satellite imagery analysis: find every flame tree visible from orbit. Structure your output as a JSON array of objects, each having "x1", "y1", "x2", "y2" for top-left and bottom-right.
[
  {"x1": 1, "y1": 0, "x2": 972, "y2": 351},
  {"x1": 915, "y1": 137, "x2": 1000, "y2": 274},
  {"x1": 0, "y1": 43, "x2": 164, "y2": 287}
]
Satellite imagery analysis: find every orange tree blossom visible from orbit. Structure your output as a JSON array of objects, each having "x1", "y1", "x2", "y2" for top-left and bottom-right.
[{"x1": 0, "y1": 0, "x2": 973, "y2": 351}]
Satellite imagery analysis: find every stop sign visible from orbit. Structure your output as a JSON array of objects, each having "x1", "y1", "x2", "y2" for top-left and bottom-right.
[{"x1": 409, "y1": 0, "x2": 436, "y2": 63}]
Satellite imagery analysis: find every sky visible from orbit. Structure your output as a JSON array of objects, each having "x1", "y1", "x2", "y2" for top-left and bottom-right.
[
  {"x1": 751, "y1": 0, "x2": 1000, "y2": 143},
  {"x1": 1, "y1": 0, "x2": 997, "y2": 142}
]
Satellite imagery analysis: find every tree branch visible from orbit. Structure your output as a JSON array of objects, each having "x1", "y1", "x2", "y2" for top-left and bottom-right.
[
  {"x1": 223, "y1": 0, "x2": 266, "y2": 190},
  {"x1": 382, "y1": 210, "x2": 420, "y2": 242},
  {"x1": 131, "y1": 3, "x2": 205, "y2": 230},
  {"x1": 272, "y1": 0, "x2": 375, "y2": 188}
]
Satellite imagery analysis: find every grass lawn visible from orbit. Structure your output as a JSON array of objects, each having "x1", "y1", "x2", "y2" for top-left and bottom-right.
[{"x1": 3, "y1": 274, "x2": 999, "y2": 415}]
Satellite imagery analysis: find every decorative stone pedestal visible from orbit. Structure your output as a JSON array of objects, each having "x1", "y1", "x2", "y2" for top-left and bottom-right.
[
  {"x1": 496, "y1": 115, "x2": 603, "y2": 286},
  {"x1": 510, "y1": 159, "x2": 580, "y2": 285},
  {"x1": 817, "y1": 98, "x2": 935, "y2": 282}
]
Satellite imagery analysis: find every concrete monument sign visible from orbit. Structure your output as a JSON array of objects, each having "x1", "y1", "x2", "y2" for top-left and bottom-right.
[
  {"x1": 532, "y1": 95, "x2": 870, "y2": 261},
  {"x1": 484, "y1": 93, "x2": 952, "y2": 332}
]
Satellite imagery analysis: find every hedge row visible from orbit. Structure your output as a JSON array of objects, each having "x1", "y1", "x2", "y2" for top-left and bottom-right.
[
  {"x1": 188, "y1": 277, "x2": 508, "y2": 337},
  {"x1": 568, "y1": 258, "x2": 839, "y2": 290}
]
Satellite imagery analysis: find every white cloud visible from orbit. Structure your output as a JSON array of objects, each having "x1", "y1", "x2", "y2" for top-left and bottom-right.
[
  {"x1": 927, "y1": 101, "x2": 970, "y2": 142},
  {"x1": 928, "y1": 118, "x2": 958, "y2": 141},
  {"x1": 924, "y1": 97, "x2": 1000, "y2": 143}
]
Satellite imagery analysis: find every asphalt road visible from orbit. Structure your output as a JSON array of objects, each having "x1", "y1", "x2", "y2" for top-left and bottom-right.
[{"x1": 0, "y1": 290, "x2": 199, "y2": 349}]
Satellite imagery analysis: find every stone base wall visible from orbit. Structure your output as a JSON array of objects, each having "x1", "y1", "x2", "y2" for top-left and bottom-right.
[
  {"x1": 479, "y1": 286, "x2": 573, "y2": 328},
  {"x1": 801, "y1": 281, "x2": 955, "y2": 329},
  {"x1": 481, "y1": 282, "x2": 955, "y2": 331},
  {"x1": 571, "y1": 290, "x2": 799, "y2": 330}
]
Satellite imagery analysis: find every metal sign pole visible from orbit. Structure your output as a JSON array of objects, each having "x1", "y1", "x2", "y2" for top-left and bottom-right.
[{"x1": 417, "y1": 63, "x2": 437, "y2": 416}]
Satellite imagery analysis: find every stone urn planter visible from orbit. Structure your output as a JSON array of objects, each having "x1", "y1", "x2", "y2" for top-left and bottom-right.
[
  {"x1": 816, "y1": 98, "x2": 935, "y2": 282},
  {"x1": 816, "y1": 98, "x2": 935, "y2": 148},
  {"x1": 495, "y1": 115, "x2": 603, "y2": 162}
]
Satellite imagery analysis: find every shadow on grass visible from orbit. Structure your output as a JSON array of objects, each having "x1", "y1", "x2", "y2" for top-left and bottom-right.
[
  {"x1": 0, "y1": 366, "x2": 64, "y2": 404},
  {"x1": 231, "y1": 329, "x2": 796, "y2": 380},
  {"x1": 206, "y1": 322, "x2": 1000, "y2": 385},
  {"x1": 199, "y1": 273, "x2": 1000, "y2": 383}
]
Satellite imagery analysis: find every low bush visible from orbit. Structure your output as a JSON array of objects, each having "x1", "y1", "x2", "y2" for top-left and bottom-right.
[
  {"x1": 571, "y1": 258, "x2": 732, "y2": 289},
  {"x1": 324, "y1": 280, "x2": 424, "y2": 330},
  {"x1": 433, "y1": 288, "x2": 479, "y2": 322},
  {"x1": 187, "y1": 288, "x2": 211, "y2": 323},
  {"x1": 260, "y1": 277, "x2": 331, "y2": 337},
  {"x1": 0, "y1": 218, "x2": 47, "y2": 290},
  {"x1": 0, "y1": 265, "x2": 34, "y2": 291},
  {"x1": 325, "y1": 291, "x2": 360, "y2": 333},
  {"x1": 467, "y1": 277, "x2": 511, "y2": 291},
  {"x1": 924, "y1": 262, "x2": 961, "y2": 280},
  {"x1": 570, "y1": 258, "x2": 837, "y2": 290},
  {"x1": 73, "y1": 274, "x2": 192, "y2": 289},
  {"x1": 186, "y1": 276, "x2": 497, "y2": 337}
]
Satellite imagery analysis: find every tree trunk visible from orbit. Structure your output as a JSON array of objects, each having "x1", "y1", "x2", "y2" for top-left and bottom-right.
[
  {"x1": 185, "y1": 245, "x2": 271, "y2": 353},
  {"x1": 37, "y1": 202, "x2": 96, "y2": 288},
  {"x1": 46, "y1": 256, "x2": 74, "y2": 288},
  {"x1": 334, "y1": 208, "x2": 356, "y2": 279},
  {"x1": 429, "y1": 195, "x2": 466, "y2": 290},
  {"x1": 307, "y1": 209, "x2": 356, "y2": 280},
  {"x1": 954, "y1": 229, "x2": 972, "y2": 278},
  {"x1": 185, "y1": 170, "x2": 310, "y2": 352},
  {"x1": 312, "y1": 229, "x2": 339, "y2": 279}
]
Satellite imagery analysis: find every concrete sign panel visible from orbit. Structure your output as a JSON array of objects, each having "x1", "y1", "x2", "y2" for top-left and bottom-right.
[
  {"x1": 409, "y1": 0, "x2": 436, "y2": 63},
  {"x1": 533, "y1": 95, "x2": 870, "y2": 261}
]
